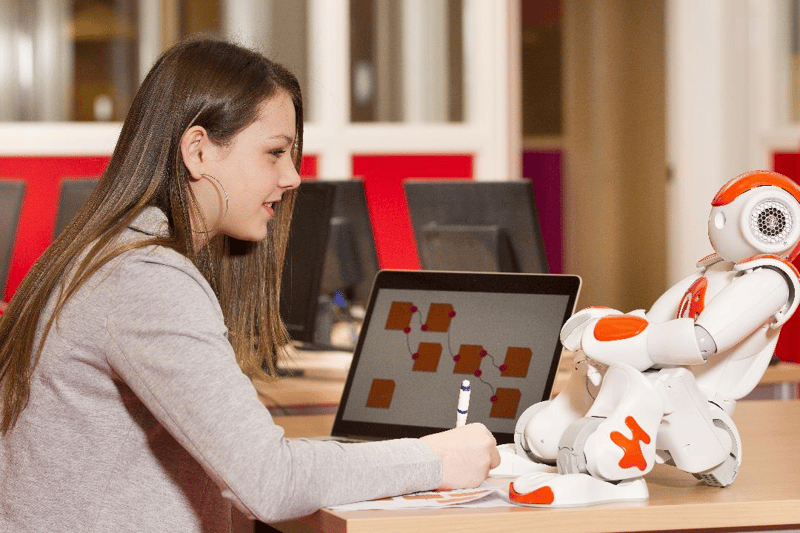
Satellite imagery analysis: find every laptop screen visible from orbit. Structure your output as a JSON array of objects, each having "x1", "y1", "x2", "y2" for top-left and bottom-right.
[{"x1": 332, "y1": 270, "x2": 581, "y2": 444}]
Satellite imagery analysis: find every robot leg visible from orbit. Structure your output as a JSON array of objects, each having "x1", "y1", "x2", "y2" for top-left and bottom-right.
[
  {"x1": 519, "y1": 353, "x2": 598, "y2": 463},
  {"x1": 651, "y1": 368, "x2": 741, "y2": 486},
  {"x1": 558, "y1": 363, "x2": 664, "y2": 481},
  {"x1": 509, "y1": 363, "x2": 660, "y2": 507}
]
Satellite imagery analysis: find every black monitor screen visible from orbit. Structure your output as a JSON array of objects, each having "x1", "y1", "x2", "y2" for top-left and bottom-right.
[
  {"x1": 404, "y1": 180, "x2": 549, "y2": 273},
  {"x1": 279, "y1": 181, "x2": 335, "y2": 344},
  {"x1": 319, "y1": 179, "x2": 379, "y2": 310},
  {"x1": 0, "y1": 180, "x2": 26, "y2": 294},
  {"x1": 55, "y1": 179, "x2": 99, "y2": 238}
]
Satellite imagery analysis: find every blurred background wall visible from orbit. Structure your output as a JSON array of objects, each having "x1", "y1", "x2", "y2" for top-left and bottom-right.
[{"x1": 2, "y1": 0, "x2": 800, "y2": 324}]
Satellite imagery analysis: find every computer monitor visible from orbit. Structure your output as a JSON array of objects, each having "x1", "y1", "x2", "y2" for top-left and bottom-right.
[
  {"x1": 279, "y1": 181, "x2": 336, "y2": 345},
  {"x1": 404, "y1": 180, "x2": 549, "y2": 273},
  {"x1": 54, "y1": 179, "x2": 99, "y2": 238},
  {"x1": 0, "y1": 180, "x2": 26, "y2": 296},
  {"x1": 319, "y1": 179, "x2": 380, "y2": 312}
]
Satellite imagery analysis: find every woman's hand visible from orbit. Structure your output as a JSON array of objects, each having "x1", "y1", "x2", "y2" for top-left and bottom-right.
[{"x1": 420, "y1": 423, "x2": 501, "y2": 490}]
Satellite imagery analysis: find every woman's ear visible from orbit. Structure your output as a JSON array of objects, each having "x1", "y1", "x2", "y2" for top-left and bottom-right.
[{"x1": 180, "y1": 125, "x2": 209, "y2": 181}]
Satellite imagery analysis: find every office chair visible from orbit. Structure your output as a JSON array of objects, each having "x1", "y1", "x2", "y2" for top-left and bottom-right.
[
  {"x1": 0, "y1": 181, "x2": 26, "y2": 297},
  {"x1": 54, "y1": 179, "x2": 99, "y2": 238}
]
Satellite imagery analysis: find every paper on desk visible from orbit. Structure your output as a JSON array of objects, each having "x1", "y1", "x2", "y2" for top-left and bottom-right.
[{"x1": 326, "y1": 480, "x2": 515, "y2": 511}]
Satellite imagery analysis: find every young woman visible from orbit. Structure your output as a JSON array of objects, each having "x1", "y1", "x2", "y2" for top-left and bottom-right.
[{"x1": 0, "y1": 39, "x2": 499, "y2": 532}]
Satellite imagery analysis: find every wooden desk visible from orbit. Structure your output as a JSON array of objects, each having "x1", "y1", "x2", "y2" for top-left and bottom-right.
[
  {"x1": 253, "y1": 378, "x2": 344, "y2": 416},
  {"x1": 275, "y1": 400, "x2": 800, "y2": 533},
  {"x1": 252, "y1": 349, "x2": 351, "y2": 415},
  {"x1": 754, "y1": 361, "x2": 800, "y2": 399}
]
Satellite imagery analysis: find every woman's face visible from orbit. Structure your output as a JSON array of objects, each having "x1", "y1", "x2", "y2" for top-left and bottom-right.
[{"x1": 193, "y1": 91, "x2": 301, "y2": 242}]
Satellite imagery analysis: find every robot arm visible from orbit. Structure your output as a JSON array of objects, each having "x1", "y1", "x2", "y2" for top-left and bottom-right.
[
  {"x1": 575, "y1": 265, "x2": 792, "y2": 369},
  {"x1": 695, "y1": 264, "x2": 792, "y2": 354},
  {"x1": 577, "y1": 315, "x2": 703, "y2": 370}
]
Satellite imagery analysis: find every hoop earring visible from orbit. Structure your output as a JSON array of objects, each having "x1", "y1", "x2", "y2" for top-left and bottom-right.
[{"x1": 196, "y1": 173, "x2": 229, "y2": 233}]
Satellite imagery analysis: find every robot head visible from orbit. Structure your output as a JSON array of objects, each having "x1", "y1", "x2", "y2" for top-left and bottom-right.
[{"x1": 708, "y1": 171, "x2": 800, "y2": 263}]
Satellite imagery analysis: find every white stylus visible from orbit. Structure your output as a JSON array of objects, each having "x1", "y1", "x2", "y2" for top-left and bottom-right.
[{"x1": 456, "y1": 379, "x2": 471, "y2": 427}]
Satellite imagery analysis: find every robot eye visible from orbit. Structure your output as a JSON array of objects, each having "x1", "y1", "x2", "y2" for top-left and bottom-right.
[{"x1": 714, "y1": 211, "x2": 726, "y2": 229}]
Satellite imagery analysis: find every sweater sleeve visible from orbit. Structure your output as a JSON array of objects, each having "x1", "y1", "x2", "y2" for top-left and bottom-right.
[{"x1": 100, "y1": 249, "x2": 442, "y2": 522}]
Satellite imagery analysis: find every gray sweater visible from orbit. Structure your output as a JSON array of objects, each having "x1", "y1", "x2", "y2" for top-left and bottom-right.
[{"x1": 1, "y1": 207, "x2": 441, "y2": 532}]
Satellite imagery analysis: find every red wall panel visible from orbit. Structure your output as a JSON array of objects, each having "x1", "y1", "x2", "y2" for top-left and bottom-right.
[
  {"x1": 773, "y1": 152, "x2": 800, "y2": 363},
  {"x1": 1, "y1": 155, "x2": 318, "y2": 301},
  {"x1": 352, "y1": 154, "x2": 474, "y2": 270},
  {"x1": 1, "y1": 157, "x2": 110, "y2": 300}
]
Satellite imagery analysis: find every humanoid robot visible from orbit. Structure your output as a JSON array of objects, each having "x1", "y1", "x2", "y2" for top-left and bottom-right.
[{"x1": 508, "y1": 170, "x2": 800, "y2": 506}]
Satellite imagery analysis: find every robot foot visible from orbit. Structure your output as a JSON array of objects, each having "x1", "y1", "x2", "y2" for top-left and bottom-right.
[
  {"x1": 692, "y1": 452, "x2": 739, "y2": 487},
  {"x1": 508, "y1": 472, "x2": 648, "y2": 507},
  {"x1": 488, "y1": 444, "x2": 556, "y2": 478}
]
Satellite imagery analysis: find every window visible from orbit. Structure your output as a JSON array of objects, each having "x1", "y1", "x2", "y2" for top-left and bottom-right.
[
  {"x1": 0, "y1": 0, "x2": 310, "y2": 122},
  {"x1": 349, "y1": 0, "x2": 464, "y2": 123}
]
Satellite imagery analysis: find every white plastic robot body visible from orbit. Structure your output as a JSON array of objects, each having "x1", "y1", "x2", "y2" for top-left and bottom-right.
[
  {"x1": 644, "y1": 254, "x2": 729, "y2": 324},
  {"x1": 510, "y1": 170, "x2": 800, "y2": 508},
  {"x1": 542, "y1": 257, "x2": 793, "y2": 473},
  {"x1": 690, "y1": 257, "x2": 797, "y2": 409},
  {"x1": 519, "y1": 255, "x2": 795, "y2": 466}
]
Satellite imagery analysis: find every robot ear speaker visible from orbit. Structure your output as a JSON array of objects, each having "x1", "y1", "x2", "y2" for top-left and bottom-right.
[{"x1": 746, "y1": 196, "x2": 798, "y2": 252}]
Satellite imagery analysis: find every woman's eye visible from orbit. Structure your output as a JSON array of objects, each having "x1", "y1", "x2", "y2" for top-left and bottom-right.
[{"x1": 270, "y1": 149, "x2": 285, "y2": 158}]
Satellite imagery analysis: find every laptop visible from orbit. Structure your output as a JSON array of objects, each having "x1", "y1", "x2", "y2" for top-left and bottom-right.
[{"x1": 323, "y1": 269, "x2": 581, "y2": 445}]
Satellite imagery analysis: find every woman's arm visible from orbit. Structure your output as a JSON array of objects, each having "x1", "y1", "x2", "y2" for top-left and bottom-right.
[{"x1": 100, "y1": 250, "x2": 447, "y2": 522}]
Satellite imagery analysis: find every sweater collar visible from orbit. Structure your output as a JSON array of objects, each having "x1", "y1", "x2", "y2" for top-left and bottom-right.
[{"x1": 128, "y1": 206, "x2": 169, "y2": 238}]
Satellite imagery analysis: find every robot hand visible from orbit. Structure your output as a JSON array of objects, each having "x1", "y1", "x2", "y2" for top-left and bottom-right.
[
  {"x1": 560, "y1": 307, "x2": 623, "y2": 351},
  {"x1": 560, "y1": 307, "x2": 656, "y2": 370}
]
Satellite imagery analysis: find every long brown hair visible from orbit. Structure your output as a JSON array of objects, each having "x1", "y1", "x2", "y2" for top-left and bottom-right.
[{"x1": 0, "y1": 38, "x2": 302, "y2": 433}]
